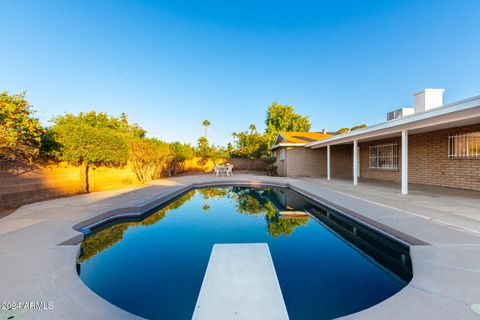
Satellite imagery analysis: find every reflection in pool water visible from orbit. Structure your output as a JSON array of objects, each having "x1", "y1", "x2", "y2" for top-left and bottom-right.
[{"x1": 78, "y1": 187, "x2": 411, "y2": 320}]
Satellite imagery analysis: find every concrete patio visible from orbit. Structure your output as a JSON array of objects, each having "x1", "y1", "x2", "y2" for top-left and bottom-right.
[{"x1": 0, "y1": 173, "x2": 480, "y2": 319}]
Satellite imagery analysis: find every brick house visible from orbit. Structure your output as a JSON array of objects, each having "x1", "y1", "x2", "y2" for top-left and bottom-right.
[
  {"x1": 274, "y1": 89, "x2": 480, "y2": 194},
  {"x1": 271, "y1": 131, "x2": 335, "y2": 177}
]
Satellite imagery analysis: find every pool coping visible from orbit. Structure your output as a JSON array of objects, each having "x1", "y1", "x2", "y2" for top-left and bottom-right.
[
  {"x1": 1, "y1": 174, "x2": 480, "y2": 319},
  {"x1": 72, "y1": 180, "x2": 427, "y2": 247}
]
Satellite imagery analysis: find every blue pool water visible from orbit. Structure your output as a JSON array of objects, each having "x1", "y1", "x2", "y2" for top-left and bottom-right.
[{"x1": 78, "y1": 187, "x2": 411, "y2": 320}]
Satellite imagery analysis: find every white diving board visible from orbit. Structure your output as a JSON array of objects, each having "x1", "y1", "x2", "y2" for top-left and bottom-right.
[{"x1": 192, "y1": 243, "x2": 289, "y2": 320}]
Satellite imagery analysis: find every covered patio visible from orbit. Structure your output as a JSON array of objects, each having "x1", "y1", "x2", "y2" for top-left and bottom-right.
[
  {"x1": 300, "y1": 176, "x2": 480, "y2": 234},
  {"x1": 309, "y1": 94, "x2": 480, "y2": 195}
]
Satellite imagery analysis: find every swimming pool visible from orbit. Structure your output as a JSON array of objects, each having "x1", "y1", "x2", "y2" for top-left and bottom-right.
[{"x1": 78, "y1": 186, "x2": 412, "y2": 320}]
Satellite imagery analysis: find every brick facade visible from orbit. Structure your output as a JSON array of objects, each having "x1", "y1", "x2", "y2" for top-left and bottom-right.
[
  {"x1": 331, "y1": 145, "x2": 353, "y2": 178},
  {"x1": 275, "y1": 124, "x2": 480, "y2": 191},
  {"x1": 408, "y1": 124, "x2": 480, "y2": 191},
  {"x1": 274, "y1": 147, "x2": 325, "y2": 177},
  {"x1": 358, "y1": 124, "x2": 480, "y2": 190},
  {"x1": 359, "y1": 137, "x2": 402, "y2": 182},
  {"x1": 285, "y1": 147, "x2": 323, "y2": 177}
]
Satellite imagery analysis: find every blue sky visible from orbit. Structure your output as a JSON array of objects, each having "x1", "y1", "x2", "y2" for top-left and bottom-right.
[{"x1": 1, "y1": 0, "x2": 479, "y2": 146}]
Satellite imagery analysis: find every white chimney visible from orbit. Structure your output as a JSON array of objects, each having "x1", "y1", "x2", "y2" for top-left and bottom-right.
[
  {"x1": 387, "y1": 108, "x2": 414, "y2": 121},
  {"x1": 414, "y1": 88, "x2": 444, "y2": 113}
]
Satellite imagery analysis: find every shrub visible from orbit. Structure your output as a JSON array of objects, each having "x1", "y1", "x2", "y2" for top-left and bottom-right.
[
  {"x1": 261, "y1": 156, "x2": 278, "y2": 175},
  {"x1": 129, "y1": 138, "x2": 173, "y2": 183},
  {"x1": 0, "y1": 91, "x2": 45, "y2": 163},
  {"x1": 168, "y1": 142, "x2": 195, "y2": 175}
]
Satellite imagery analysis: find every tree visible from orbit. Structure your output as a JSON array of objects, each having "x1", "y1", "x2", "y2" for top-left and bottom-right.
[
  {"x1": 196, "y1": 136, "x2": 210, "y2": 158},
  {"x1": 168, "y1": 142, "x2": 194, "y2": 175},
  {"x1": 202, "y1": 119, "x2": 211, "y2": 138},
  {"x1": 265, "y1": 101, "x2": 311, "y2": 147},
  {"x1": 336, "y1": 124, "x2": 367, "y2": 134},
  {"x1": 209, "y1": 145, "x2": 228, "y2": 165},
  {"x1": 49, "y1": 111, "x2": 136, "y2": 192},
  {"x1": 195, "y1": 135, "x2": 227, "y2": 166},
  {"x1": 336, "y1": 127, "x2": 350, "y2": 134},
  {"x1": 232, "y1": 132, "x2": 238, "y2": 148},
  {"x1": 0, "y1": 91, "x2": 45, "y2": 162},
  {"x1": 129, "y1": 138, "x2": 173, "y2": 183},
  {"x1": 120, "y1": 112, "x2": 147, "y2": 138},
  {"x1": 350, "y1": 123, "x2": 367, "y2": 131},
  {"x1": 230, "y1": 126, "x2": 269, "y2": 159},
  {"x1": 227, "y1": 142, "x2": 233, "y2": 156}
]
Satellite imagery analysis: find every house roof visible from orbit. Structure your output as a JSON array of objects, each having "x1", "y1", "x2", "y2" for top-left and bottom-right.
[
  {"x1": 271, "y1": 131, "x2": 334, "y2": 150},
  {"x1": 306, "y1": 95, "x2": 480, "y2": 149}
]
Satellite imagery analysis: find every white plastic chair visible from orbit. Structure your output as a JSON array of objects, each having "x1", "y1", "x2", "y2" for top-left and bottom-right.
[{"x1": 225, "y1": 165, "x2": 234, "y2": 176}]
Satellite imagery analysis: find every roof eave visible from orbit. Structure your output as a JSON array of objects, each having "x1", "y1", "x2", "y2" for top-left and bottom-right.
[
  {"x1": 306, "y1": 95, "x2": 480, "y2": 148},
  {"x1": 270, "y1": 143, "x2": 306, "y2": 150}
]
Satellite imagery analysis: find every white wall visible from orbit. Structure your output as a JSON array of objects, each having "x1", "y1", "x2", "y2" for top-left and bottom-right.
[{"x1": 414, "y1": 89, "x2": 444, "y2": 113}]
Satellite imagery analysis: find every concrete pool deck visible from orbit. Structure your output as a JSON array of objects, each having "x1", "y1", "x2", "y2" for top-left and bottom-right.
[{"x1": 0, "y1": 173, "x2": 479, "y2": 319}]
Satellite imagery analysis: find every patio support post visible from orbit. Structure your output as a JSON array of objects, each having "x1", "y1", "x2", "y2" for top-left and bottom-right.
[
  {"x1": 401, "y1": 130, "x2": 409, "y2": 195},
  {"x1": 327, "y1": 145, "x2": 331, "y2": 181},
  {"x1": 353, "y1": 140, "x2": 358, "y2": 186}
]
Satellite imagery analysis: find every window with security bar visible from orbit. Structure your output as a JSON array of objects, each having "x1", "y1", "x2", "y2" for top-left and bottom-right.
[
  {"x1": 448, "y1": 132, "x2": 480, "y2": 159},
  {"x1": 369, "y1": 143, "x2": 398, "y2": 170}
]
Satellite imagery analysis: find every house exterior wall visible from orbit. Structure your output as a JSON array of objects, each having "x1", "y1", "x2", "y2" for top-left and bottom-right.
[
  {"x1": 359, "y1": 137, "x2": 402, "y2": 182},
  {"x1": 285, "y1": 147, "x2": 324, "y2": 177},
  {"x1": 331, "y1": 145, "x2": 353, "y2": 178},
  {"x1": 274, "y1": 147, "x2": 325, "y2": 177},
  {"x1": 274, "y1": 148, "x2": 286, "y2": 176},
  {"x1": 408, "y1": 124, "x2": 480, "y2": 191},
  {"x1": 357, "y1": 124, "x2": 480, "y2": 191},
  {"x1": 275, "y1": 124, "x2": 480, "y2": 191}
]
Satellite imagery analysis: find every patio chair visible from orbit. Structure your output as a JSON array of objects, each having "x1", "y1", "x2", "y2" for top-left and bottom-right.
[
  {"x1": 213, "y1": 165, "x2": 222, "y2": 176},
  {"x1": 225, "y1": 165, "x2": 234, "y2": 176}
]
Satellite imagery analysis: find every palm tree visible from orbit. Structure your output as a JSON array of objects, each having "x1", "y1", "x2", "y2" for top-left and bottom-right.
[
  {"x1": 202, "y1": 119, "x2": 211, "y2": 138},
  {"x1": 249, "y1": 124, "x2": 257, "y2": 133},
  {"x1": 232, "y1": 132, "x2": 238, "y2": 148}
]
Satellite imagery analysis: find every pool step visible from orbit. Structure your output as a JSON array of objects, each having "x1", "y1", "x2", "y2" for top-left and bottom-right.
[{"x1": 192, "y1": 243, "x2": 289, "y2": 320}]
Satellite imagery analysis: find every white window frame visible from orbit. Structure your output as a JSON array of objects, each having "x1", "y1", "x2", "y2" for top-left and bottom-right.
[
  {"x1": 448, "y1": 132, "x2": 480, "y2": 159},
  {"x1": 369, "y1": 142, "x2": 399, "y2": 170},
  {"x1": 279, "y1": 148, "x2": 285, "y2": 161}
]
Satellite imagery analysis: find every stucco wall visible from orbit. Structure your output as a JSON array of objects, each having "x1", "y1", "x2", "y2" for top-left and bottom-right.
[
  {"x1": 0, "y1": 164, "x2": 141, "y2": 210},
  {"x1": 227, "y1": 158, "x2": 267, "y2": 171}
]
